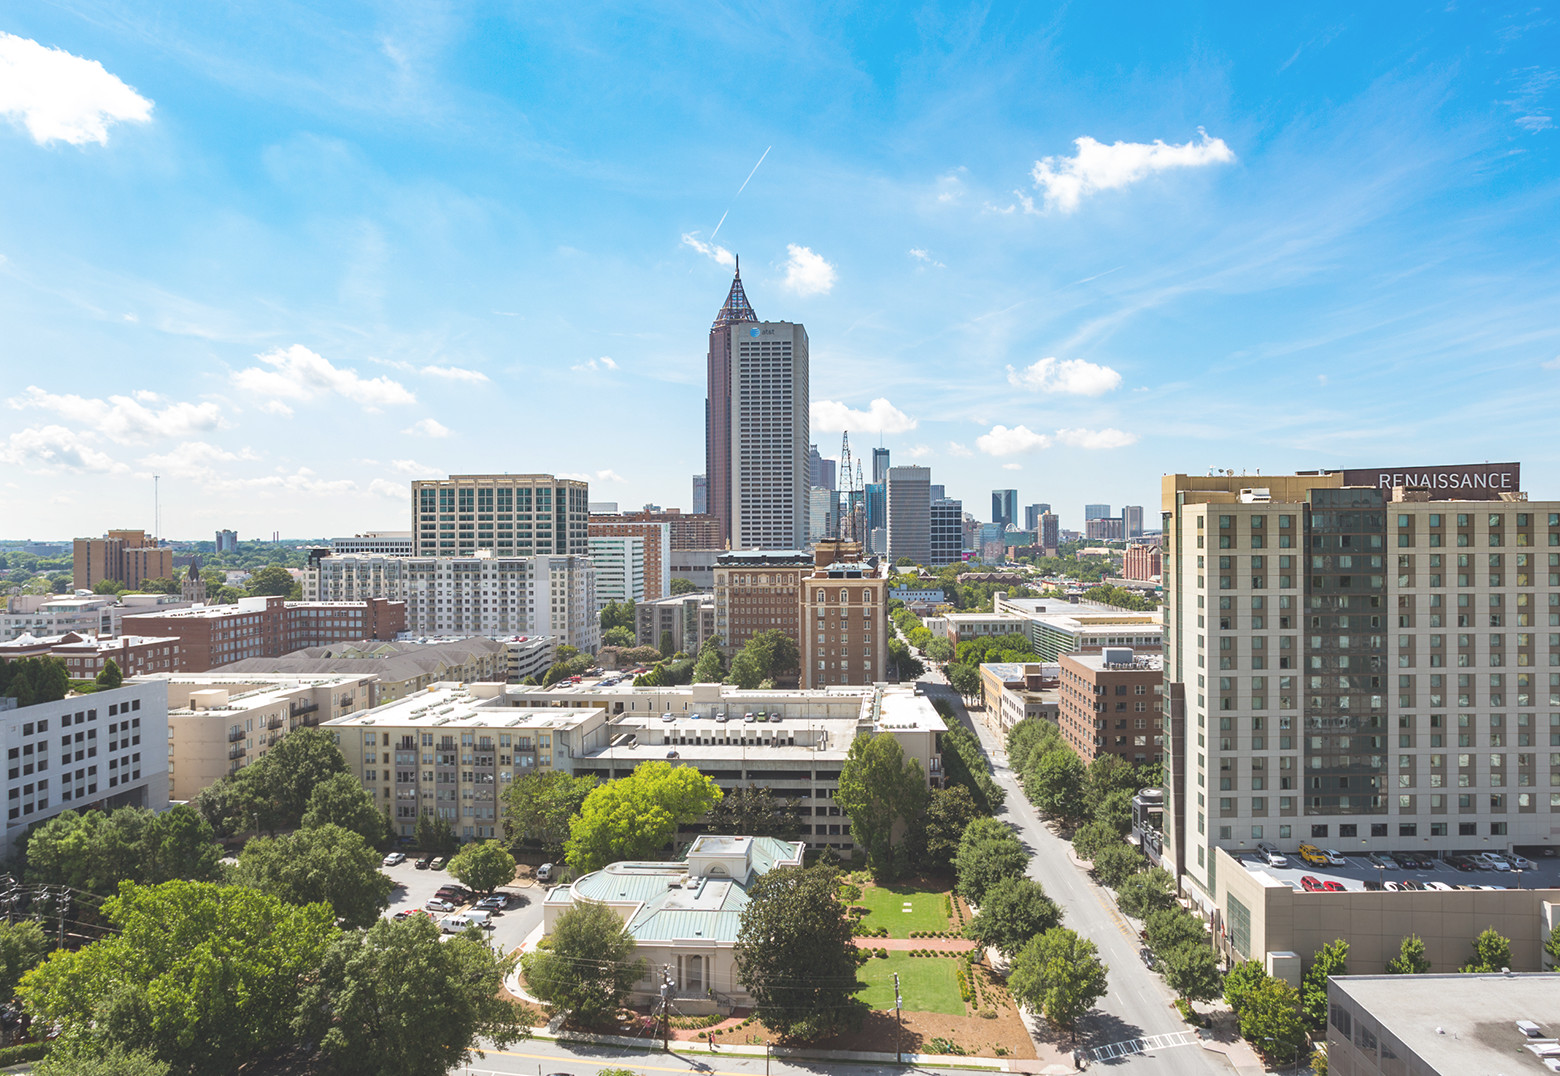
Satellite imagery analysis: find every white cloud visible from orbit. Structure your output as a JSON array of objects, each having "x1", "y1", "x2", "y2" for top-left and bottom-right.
[
  {"x1": 934, "y1": 168, "x2": 967, "y2": 204},
  {"x1": 389, "y1": 458, "x2": 433, "y2": 475},
  {"x1": 1054, "y1": 427, "x2": 1139, "y2": 449},
  {"x1": 421, "y1": 364, "x2": 489, "y2": 383},
  {"x1": 1542, "y1": 356, "x2": 1560, "y2": 370},
  {"x1": 0, "y1": 31, "x2": 153, "y2": 146},
  {"x1": 137, "y1": 441, "x2": 257, "y2": 481},
  {"x1": 0, "y1": 424, "x2": 127, "y2": 473},
  {"x1": 571, "y1": 356, "x2": 619, "y2": 373},
  {"x1": 227, "y1": 468, "x2": 357, "y2": 497},
  {"x1": 368, "y1": 478, "x2": 404, "y2": 498},
  {"x1": 1002, "y1": 463, "x2": 1023, "y2": 471},
  {"x1": 906, "y1": 444, "x2": 934, "y2": 459},
  {"x1": 13, "y1": 386, "x2": 222, "y2": 443},
  {"x1": 260, "y1": 400, "x2": 295, "y2": 416},
  {"x1": 1006, "y1": 357, "x2": 1122, "y2": 396},
  {"x1": 976, "y1": 424, "x2": 1052, "y2": 456},
  {"x1": 1030, "y1": 130, "x2": 1235, "y2": 213},
  {"x1": 947, "y1": 442, "x2": 973, "y2": 457},
  {"x1": 681, "y1": 232, "x2": 735, "y2": 268},
  {"x1": 810, "y1": 397, "x2": 917, "y2": 434},
  {"x1": 402, "y1": 418, "x2": 450, "y2": 438},
  {"x1": 233, "y1": 344, "x2": 415, "y2": 410},
  {"x1": 781, "y1": 244, "x2": 837, "y2": 296},
  {"x1": 908, "y1": 248, "x2": 945, "y2": 269},
  {"x1": 594, "y1": 469, "x2": 625, "y2": 483}
]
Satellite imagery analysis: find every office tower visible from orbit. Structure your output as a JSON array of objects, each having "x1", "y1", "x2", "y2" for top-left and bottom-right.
[
  {"x1": 1024, "y1": 503, "x2": 1052, "y2": 531},
  {"x1": 588, "y1": 519, "x2": 670, "y2": 599},
  {"x1": 872, "y1": 447, "x2": 891, "y2": 485},
  {"x1": 808, "y1": 446, "x2": 837, "y2": 491},
  {"x1": 705, "y1": 265, "x2": 757, "y2": 544},
  {"x1": 1084, "y1": 503, "x2": 1112, "y2": 522},
  {"x1": 215, "y1": 529, "x2": 238, "y2": 553},
  {"x1": 864, "y1": 483, "x2": 886, "y2": 538},
  {"x1": 588, "y1": 534, "x2": 646, "y2": 609},
  {"x1": 1123, "y1": 504, "x2": 1145, "y2": 538},
  {"x1": 992, "y1": 489, "x2": 1018, "y2": 528},
  {"x1": 929, "y1": 484, "x2": 945, "y2": 503},
  {"x1": 885, "y1": 466, "x2": 931, "y2": 566},
  {"x1": 73, "y1": 530, "x2": 172, "y2": 591},
  {"x1": 1086, "y1": 517, "x2": 1125, "y2": 540},
  {"x1": 692, "y1": 475, "x2": 708, "y2": 516},
  {"x1": 1157, "y1": 462, "x2": 1542, "y2": 907},
  {"x1": 1039, "y1": 512, "x2": 1060, "y2": 551},
  {"x1": 411, "y1": 474, "x2": 589, "y2": 557},
  {"x1": 930, "y1": 499, "x2": 964, "y2": 567},
  {"x1": 808, "y1": 487, "x2": 839, "y2": 543}
]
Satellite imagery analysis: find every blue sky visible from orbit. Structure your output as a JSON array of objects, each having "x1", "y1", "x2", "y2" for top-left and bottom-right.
[{"x1": 1, "y1": 2, "x2": 1557, "y2": 540}]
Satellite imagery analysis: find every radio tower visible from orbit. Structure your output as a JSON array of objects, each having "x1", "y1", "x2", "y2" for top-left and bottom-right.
[{"x1": 839, "y1": 431, "x2": 860, "y2": 543}]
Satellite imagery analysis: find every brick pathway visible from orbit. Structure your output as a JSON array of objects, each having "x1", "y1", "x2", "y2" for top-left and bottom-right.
[{"x1": 853, "y1": 935, "x2": 976, "y2": 951}]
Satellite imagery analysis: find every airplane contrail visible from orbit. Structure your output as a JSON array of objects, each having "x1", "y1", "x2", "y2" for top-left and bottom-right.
[{"x1": 710, "y1": 145, "x2": 771, "y2": 240}]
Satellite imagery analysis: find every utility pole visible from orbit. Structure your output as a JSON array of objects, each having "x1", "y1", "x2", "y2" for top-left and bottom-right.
[
  {"x1": 894, "y1": 971, "x2": 903, "y2": 1064},
  {"x1": 54, "y1": 887, "x2": 69, "y2": 950},
  {"x1": 660, "y1": 964, "x2": 675, "y2": 1052}
]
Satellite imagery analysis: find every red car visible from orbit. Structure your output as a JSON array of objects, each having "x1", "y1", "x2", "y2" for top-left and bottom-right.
[
  {"x1": 1300, "y1": 875, "x2": 1324, "y2": 891},
  {"x1": 1322, "y1": 881, "x2": 1347, "y2": 892}
]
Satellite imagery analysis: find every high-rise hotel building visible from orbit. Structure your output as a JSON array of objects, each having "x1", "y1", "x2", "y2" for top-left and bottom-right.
[
  {"x1": 1158, "y1": 463, "x2": 1554, "y2": 901},
  {"x1": 704, "y1": 266, "x2": 809, "y2": 550},
  {"x1": 410, "y1": 474, "x2": 590, "y2": 558}
]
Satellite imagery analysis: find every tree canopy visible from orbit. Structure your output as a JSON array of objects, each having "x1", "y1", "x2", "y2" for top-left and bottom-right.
[
  {"x1": 1301, "y1": 939, "x2": 1348, "y2": 1030},
  {"x1": 447, "y1": 840, "x2": 516, "y2": 894},
  {"x1": 1009, "y1": 927, "x2": 1108, "y2": 1039},
  {"x1": 233, "y1": 824, "x2": 393, "y2": 928},
  {"x1": 916, "y1": 784, "x2": 979, "y2": 875},
  {"x1": 965, "y1": 876, "x2": 1063, "y2": 956},
  {"x1": 0, "y1": 920, "x2": 50, "y2": 1001},
  {"x1": 522, "y1": 900, "x2": 645, "y2": 1025},
  {"x1": 302, "y1": 771, "x2": 390, "y2": 845},
  {"x1": 0, "y1": 656, "x2": 69, "y2": 707},
  {"x1": 1238, "y1": 976, "x2": 1308, "y2": 1064},
  {"x1": 1461, "y1": 927, "x2": 1513, "y2": 973},
  {"x1": 246, "y1": 565, "x2": 299, "y2": 598},
  {"x1": 564, "y1": 761, "x2": 722, "y2": 873},
  {"x1": 703, "y1": 785, "x2": 804, "y2": 841},
  {"x1": 502, "y1": 770, "x2": 597, "y2": 855},
  {"x1": 835, "y1": 732, "x2": 928, "y2": 876},
  {"x1": 26, "y1": 805, "x2": 223, "y2": 896},
  {"x1": 953, "y1": 816, "x2": 1029, "y2": 904},
  {"x1": 734, "y1": 864, "x2": 864, "y2": 1041},
  {"x1": 1386, "y1": 934, "x2": 1431, "y2": 975}
]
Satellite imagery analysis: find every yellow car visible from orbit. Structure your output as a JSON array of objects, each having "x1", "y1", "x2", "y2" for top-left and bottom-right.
[{"x1": 1298, "y1": 844, "x2": 1330, "y2": 866}]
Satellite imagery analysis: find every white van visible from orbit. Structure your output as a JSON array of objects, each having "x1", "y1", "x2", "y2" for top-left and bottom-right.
[
  {"x1": 438, "y1": 913, "x2": 472, "y2": 933},
  {"x1": 463, "y1": 909, "x2": 492, "y2": 927}
]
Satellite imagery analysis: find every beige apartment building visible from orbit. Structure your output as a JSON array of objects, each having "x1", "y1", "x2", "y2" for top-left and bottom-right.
[
  {"x1": 73, "y1": 529, "x2": 173, "y2": 591},
  {"x1": 411, "y1": 474, "x2": 590, "y2": 558},
  {"x1": 322, "y1": 683, "x2": 611, "y2": 841},
  {"x1": 142, "y1": 672, "x2": 375, "y2": 800},
  {"x1": 800, "y1": 547, "x2": 890, "y2": 688}
]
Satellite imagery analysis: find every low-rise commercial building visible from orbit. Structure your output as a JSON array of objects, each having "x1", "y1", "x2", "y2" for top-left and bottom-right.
[
  {"x1": 1, "y1": 679, "x2": 169, "y2": 859},
  {"x1": 977, "y1": 662, "x2": 1060, "y2": 733},
  {"x1": 0, "y1": 632, "x2": 186, "y2": 678},
  {"x1": 992, "y1": 595, "x2": 1164, "y2": 658},
  {"x1": 1057, "y1": 648, "x2": 1164, "y2": 764},
  {"x1": 1, "y1": 593, "x2": 194, "y2": 643},
  {"x1": 145, "y1": 672, "x2": 374, "y2": 800},
  {"x1": 324, "y1": 683, "x2": 611, "y2": 841},
  {"x1": 122, "y1": 595, "x2": 406, "y2": 671}
]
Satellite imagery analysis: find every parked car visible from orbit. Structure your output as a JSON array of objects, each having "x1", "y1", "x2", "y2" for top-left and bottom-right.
[
  {"x1": 1256, "y1": 842, "x2": 1288, "y2": 867},
  {"x1": 1383, "y1": 882, "x2": 1407, "y2": 892},
  {"x1": 1508, "y1": 852, "x2": 1536, "y2": 870},
  {"x1": 392, "y1": 910, "x2": 413, "y2": 920},
  {"x1": 1298, "y1": 844, "x2": 1330, "y2": 866},
  {"x1": 1323, "y1": 849, "x2": 1348, "y2": 866},
  {"x1": 1426, "y1": 881, "x2": 1456, "y2": 891},
  {"x1": 1139, "y1": 947, "x2": 1157, "y2": 969},
  {"x1": 430, "y1": 856, "x2": 447, "y2": 870},
  {"x1": 425, "y1": 898, "x2": 456, "y2": 913},
  {"x1": 1364, "y1": 880, "x2": 1385, "y2": 891},
  {"x1": 1476, "y1": 853, "x2": 1511, "y2": 871},
  {"x1": 1403, "y1": 880, "x2": 1428, "y2": 891},
  {"x1": 415, "y1": 856, "x2": 432, "y2": 870},
  {"x1": 1322, "y1": 881, "x2": 1347, "y2": 892},
  {"x1": 1300, "y1": 875, "x2": 1324, "y2": 891},
  {"x1": 434, "y1": 887, "x2": 469, "y2": 902},
  {"x1": 382, "y1": 852, "x2": 406, "y2": 867},
  {"x1": 1445, "y1": 854, "x2": 1479, "y2": 871},
  {"x1": 1366, "y1": 853, "x2": 1395, "y2": 869},
  {"x1": 475, "y1": 896, "x2": 506, "y2": 912}
]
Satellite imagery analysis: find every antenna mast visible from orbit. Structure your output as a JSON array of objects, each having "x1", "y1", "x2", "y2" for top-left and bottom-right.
[
  {"x1": 154, "y1": 475, "x2": 160, "y2": 542},
  {"x1": 839, "y1": 432, "x2": 862, "y2": 543}
]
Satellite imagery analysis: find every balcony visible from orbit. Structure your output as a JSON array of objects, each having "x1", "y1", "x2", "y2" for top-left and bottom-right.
[
  {"x1": 228, "y1": 728, "x2": 245, "y2": 743},
  {"x1": 289, "y1": 700, "x2": 320, "y2": 719},
  {"x1": 266, "y1": 715, "x2": 284, "y2": 730},
  {"x1": 228, "y1": 744, "x2": 246, "y2": 760}
]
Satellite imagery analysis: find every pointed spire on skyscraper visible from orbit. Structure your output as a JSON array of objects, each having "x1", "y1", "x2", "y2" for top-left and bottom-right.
[{"x1": 711, "y1": 257, "x2": 757, "y2": 330}]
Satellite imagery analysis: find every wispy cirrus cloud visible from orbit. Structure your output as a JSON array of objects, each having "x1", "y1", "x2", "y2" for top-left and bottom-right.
[
  {"x1": 1028, "y1": 130, "x2": 1235, "y2": 213},
  {"x1": 681, "y1": 232, "x2": 735, "y2": 268},
  {"x1": 402, "y1": 418, "x2": 450, "y2": 438},
  {"x1": 0, "y1": 31, "x2": 153, "y2": 145},
  {"x1": 1006, "y1": 357, "x2": 1122, "y2": 396},
  {"x1": 421, "y1": 364, "x2": 489, "y2": 383},
  {"x1": 811, "y1": 397, "x2": 916, "y2": 434},
  {"x1": 1055, "y1": 427, "x2": 1138, "y2": 449},
  {"x1": 571, "y1": 356, "x2": 618, "y2": 373}
]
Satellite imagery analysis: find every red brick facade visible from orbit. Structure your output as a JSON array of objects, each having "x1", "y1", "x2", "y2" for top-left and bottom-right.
[{"x1": 122, "y1": 596, "x2": 405, "y2": 671}]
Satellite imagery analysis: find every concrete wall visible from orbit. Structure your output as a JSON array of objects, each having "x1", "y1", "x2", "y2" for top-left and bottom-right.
[{"x1": 1214, "y1": 848, "x2": 1560, "y2": 972}]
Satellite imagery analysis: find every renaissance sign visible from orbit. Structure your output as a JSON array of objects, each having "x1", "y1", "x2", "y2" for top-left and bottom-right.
[{"x1": 1339, "y1": 463, "x2": 1521, "y2": 501}]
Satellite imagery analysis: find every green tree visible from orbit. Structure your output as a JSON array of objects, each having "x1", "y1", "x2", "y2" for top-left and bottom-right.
[
  {"x1": 233, "y1": 824, "x2": 393, "y2": 929},
  {"x1": 734, "y1": 863, "x2": 864, "y2": 1041},
  {"x1": 0, "y1": 920, "x2": 50, "y2": 1001},
  {"x1": 564, "y1": 761, "x2": 722, "y2": 873},
  {"x1": 741, "y1": 629, "x2": 800, "y2": 684},
  {"x1": 91, "y1": 578, "x2": 125, "y2": 595},
  {"x1": 598, "y1": 600, "x2": 636, "y2": 634},
  {"x1": 947, "y1": 663, "x2": 981, "y2": 700},
  {"x1": 1461, "y1": 927, "x2": 1513, "y2": 973},
  {"x1": 1070, "y1": 820, "x2": 1123, "y2": 862},
  {"x1": 1009, "y1": 927, "x2": 1108, "y2": 1040},
  {"x1": 247, "y1": 727, "x2": 350, "y2": 831},
  {"x1": 1093, "y1": 788, "x2": 1135, "y2": 834},
  {"x1": 966, "y1": 876, "x2": 1063, "y2": 957},
  {"x1": 1116, "y1": 867, "x2": 1177, "y2": 920},
  {"x1": 1546, "y1": 922, "x2": 1560, "y2": 968},
  {"x1": 0, "y1": 656, "x2": 69, "y2": 706},
  {"x1": 925, "y1": 637, "x2": 953, "y2": 662},
  {"x1": 1006, "y1": 716, "x2": 1062, "y2": 775},
  {"x1": 1238, "y1": 977, "x2": 1308, "y2": 1065},
  {"x1": 1145, "y1": 906, "x2": 1206, "y2": 954},
  {"x1": 1221, "y1": 959, "x2": 1269, "y2": 1018},
  {"x1": 137, "y1": 577, "x2": 181, "y2": 595},
  {"x1": 602, "y1": 626, "x2": 635, "y2": 648},
  {"x1": 1023, "y1": 748, "x2": 1086, "y2": 825},
  {"x1": 415, "y1": 812, "x2": 459, "y2": 857},
  {"x1": 19, "y1": 880, "x2": 337, "y2": 1076},
  {"x1": 298, "y1": 915, "x2": 526, "y2": 1076},
  {"x1": 953, "y1": 817, "x2": 1030, "y2": 904},
  {"x1": 658, "y1": 630, "x2": 675, "y2": 659},
  {"x1": 447, "y1": 840, "x2": 516, "y2": 894},
  {"x1": 1091, "y1": 842, "x2": 1147, "y2": 889},
  {"x1": 887, "y1": 638, "x2": 925, "y2": 680},
  {"x1": 502, "y1": 771, "x2": 597, "y2": 855},
  {"x1": 1161, "y1": 942, "x2": 1222, "y2": 1003},
  {"x1": 725, "y1": 649, "x2": 763, "y2": 689},
  {"x1": 522, "y1": 901, "x2": 646, "y2": 1025},
  {"x1": 691, "y1": 646, "x2": 723, "y2": 683},
  {"x1": 916, "y1": 785, "x2": 979, "y2": 875},
  {"x1": 26, "y1": 805, "x2": 222, "y2": 896},
  {"x1": 1302, "y1": 939, "x2": 1349, "y2": 1030},
  {"x1": 246, "y1": 565, "x2": 299, "y2": 597},
  {"x1": 1083, "y1": 754, "x2": 1139, "y2": 811},
  {"x1": 1386, "y1": 934, "x2": 1431, "y2": 975},
  {"x1": 669, "y1": 577, "x2": 701, "y2": 595},
  {"x1": 835, "y1": 732, "x2": 928, "y2": 877},
  {"x1": 35, "y1": 1045, "x2": 171, "y2": 1076},
  {"x1": 94, "y1": 658, "x2": 123, "y2": 689},
  {"x1": 302, "y1": 771, "x2": 390, "y2": 845},
  {"x1": 704, "y1": 786, "x2": 804, "y2": 840}
]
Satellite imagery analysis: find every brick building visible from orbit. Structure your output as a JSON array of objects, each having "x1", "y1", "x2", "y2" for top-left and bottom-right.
[
  {"x1": 1057, "y1": 647, "x2": 1164, "y2": 764},
  {"x1": 605, "y1": 509, "x2": 726, "y2": 551},
  {"x1": 0, "y1": 632, "x2": 186, "y2": 678},
  {"x1": 122, "y1": 595, "x2": 404, "y2": 671},
  {"x1": 1122, "y1": 540, "x2": 1162, "y2": 581},
  {"x1": 801, "y1": 544, "x2": 889, "y2": 688},
  {"x1": 712, "y1": 551, "x2": 812, "y2": 671}
]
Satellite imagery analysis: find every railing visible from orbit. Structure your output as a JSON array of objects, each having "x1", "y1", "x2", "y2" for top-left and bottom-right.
[
  {"x1": 228, "y1": 744, "x2": 246, "y2": 760},
  {"x1": 289, "y1": 700, "x2": 320, "y2": 718},
  {"x1": 228, "y1": 729, "x2": 244, "y2": 743}
]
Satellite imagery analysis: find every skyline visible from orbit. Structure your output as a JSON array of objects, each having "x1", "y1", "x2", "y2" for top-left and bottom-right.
[{"x1": 2, "y1": 5, "x2": 1557, "y2": 540}]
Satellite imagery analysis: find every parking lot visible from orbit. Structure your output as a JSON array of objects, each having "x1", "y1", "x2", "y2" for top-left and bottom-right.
[
  {"x1": 1236, "y1": 846, "x2": 1560, "y2": 893},
  {"x1": 380, "y1": 857, "x2": 548, "y2": 954}
]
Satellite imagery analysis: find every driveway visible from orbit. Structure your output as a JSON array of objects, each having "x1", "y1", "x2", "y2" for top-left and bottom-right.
[{"x1": 381, "y1": 858, "x2": 548, "y2": 956}]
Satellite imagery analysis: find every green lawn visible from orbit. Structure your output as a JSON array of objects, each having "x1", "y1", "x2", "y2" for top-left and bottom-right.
[
  {"x1": 858, "y1": 951, "x2": 964, "y2": 1016},
  {"x1": 855, "y1": 883, "x2": 952, "y2": 939}
]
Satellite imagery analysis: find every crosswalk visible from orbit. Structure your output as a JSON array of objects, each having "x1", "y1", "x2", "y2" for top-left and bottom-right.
[{"x1": 1089, "y1": 1029, "x2": 1203, "y2": 1061}]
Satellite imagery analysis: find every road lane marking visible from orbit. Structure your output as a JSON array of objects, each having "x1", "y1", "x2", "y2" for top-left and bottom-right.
[{"x1": 1089, "y1": 1030, "x2": 1202, "y2": 1061}]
